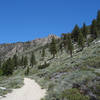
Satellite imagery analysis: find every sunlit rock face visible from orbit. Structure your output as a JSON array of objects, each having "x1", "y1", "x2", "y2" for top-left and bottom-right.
[{"x1": 0, "y1": 34, "x2": 59, "y2": 60}]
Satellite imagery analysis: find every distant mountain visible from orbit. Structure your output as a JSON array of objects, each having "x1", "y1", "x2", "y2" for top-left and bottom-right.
[{"x1": 0, "y1": 34, "x2": 59, "y2": 60}]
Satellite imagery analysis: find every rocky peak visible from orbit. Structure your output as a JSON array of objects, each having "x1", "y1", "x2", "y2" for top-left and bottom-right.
[{"x1": 0, "y1": 34, "x2": 59, "y2": 60}]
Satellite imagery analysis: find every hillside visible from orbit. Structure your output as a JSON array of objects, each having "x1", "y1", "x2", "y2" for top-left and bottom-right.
[
  {"x1": 0, "y1": 36, "x2": 100, "y2": 100},
  {"x1": 0, "y1": 34, "x2": 58, "y2": 60},
  {"x1": 28, "y1": 38, "x2": 100, "y2": 100}
]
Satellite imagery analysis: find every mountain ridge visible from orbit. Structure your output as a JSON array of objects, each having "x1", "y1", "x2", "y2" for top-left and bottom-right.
[{"x1": 0, "y1": 34, "x2": 59, "y2": 60}]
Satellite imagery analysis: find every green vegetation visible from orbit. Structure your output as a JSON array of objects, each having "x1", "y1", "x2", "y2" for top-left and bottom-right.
[
  {"x1": 12, "y1": 54, "x2": 18, "y2": 68},
  {"x1": 97, "y1": 10, "x2": 100, "y2": 34},
  {"x1": 25, "y1": 66, "x2": 30, "y2": 75},
  {"x1": 91, "y1": 19, "x2": 98, "y2": 38},
  {"x1": 0, "y1": 69, "x2": 24, "y2": 96},
  {"x1": 49, "y1": 36, "x2": 57, "y2": 58},
  {"x1": 67, "y1": 34, "x2": 74, "y2": 57},
  {"x1": 30, "y1": 52, "x2": 37, "y2": 67},
  {"x1": 41, "y1": 48, "x2": 45, "y2": 59},
  {"x1": 38, "y1": 61, "x2": 50, "y2": 69},
  {"x1": 0, "y1": 69, "x2": 3, "y2": 76},
  {"x1": 82, "y1": 23, "x2": 88, "y2": 39},
  {"x1": 72, "y1": 24, "x2": 80, "y2": 42},
  {"x1": 78, "y1": 30, "x2": 85, "y2": 50},
  {"x1": 2, "y1": 58, "x2": 14, "y2": 75},
  {"x1": 62, "y1": 88, "x2": 90, "y2": 100},
  {"x1": 23, "y1": 56, "x2": 28, "y2": 68}
]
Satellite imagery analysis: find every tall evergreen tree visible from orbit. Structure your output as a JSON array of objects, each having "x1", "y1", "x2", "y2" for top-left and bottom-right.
[
  {"x1": 24, "y1": 56, "x2": 28, "y2": 68},
  {"x1": 72, "y1": 24, "x2": 80, "y2": 42},
  {"x1": 82, "y1": 23, "x2": 88, "y2": 39},
  {"x1": 0, "y1": 59, "x2": 2, "y2": 76},
  {"x1": 49, "y1": 37, "x2": 57, "y2": 58},
  {"x1": 0, "y1": 59, "x2": 1, "y2": 69},
  {"x1": 12, "y1": 54, "x2": 18, "y2": 68},
  {"x1": 67, "y1": 35, "x2": 74, "y2": 57},
  {"x1": 21, "y1": 56, "x2": 24, "y2": 66},
  {"x1": 78, "y1": 30, "x2": 85, "y2": 50},
  {"x1": 41, "y1": 48, "x2": 45, "y2": 58},
  {"x1": 97, "y1": 10, "x2": 100, "y2": 34},
  {"x1": 59, "y1": 41, "x2": 63, "y2": 53},
  {"x1": 2, "y1": 58, "x2": 14, "y2": 75},
  {"x1": 25, "y1": 67, "x2": 30, "y2": 75},
  {"x1": 30, "y1": 52, "x2": 36, "y2": 67},
  {"x1": 91, "y1": 19, "x2": 98, "y2": 38}
]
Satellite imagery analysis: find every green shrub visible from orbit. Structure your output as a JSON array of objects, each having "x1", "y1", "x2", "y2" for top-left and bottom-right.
[
  {"x1": 0, "y1": 69, "x2": 3, "y2": 76},
  {"x1": 94, "y1": 85, "x2": 100, "y2": 96},
  {"x1": 38, "y1": 61, "x2": 50, "y2": 69},
  {"x1": 62, "y1": 88, "x2": 90, "y2": 100},
  {"x1": 25, "y1": 67, "x2": 30, "y2": 75}
]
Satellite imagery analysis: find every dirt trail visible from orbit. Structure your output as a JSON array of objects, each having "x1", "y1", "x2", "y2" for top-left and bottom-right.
[{"x1": 0, "y1": 78, "x2": 46, "y2": 100}]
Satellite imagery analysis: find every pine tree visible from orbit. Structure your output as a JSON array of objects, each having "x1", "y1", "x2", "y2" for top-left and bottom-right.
[
  {"x1": 61, "y1": 33, "x2": 67, "y2": 40},
  {"x1": 12, "y1": 54, "x2": 18, "y2": 68},
  {"x1": 59, "y1": 41, "x2": 63, "y2": 53},
  {"x1": 21, "y1": 56, "x2": 24, "y2": 66},
  {"x1": 72, "y1": 24, "x2": 80, "y2": 42},
  {"x1": 91, "y1": 19, "x2": 98, "y2": 38},
  {"x1": 78, "y1": 30, "x2": 85, "y2": 50},
  {"x1": 0, "y1": 59, "x2": 2, "y2": 76},
  {"x1": 67, "y1": 35, "x2": 74, "y2": 57},
  {"x1": 0, "y1": 59, "x2": 1, "y2": 69},
  {"x1": 30, "y1": 52, "x2": 36, "y2": 67},
  {"x1": 82, "y1": 23, "x2": 88, "y2": 39},
  {"x1": 97, "y1": 10, "x2": 100, "y2": 34},
  {"x1": 24, "y1": 56, "x2": 28, "y2": 68},
  {"x1": 49, "y1": 37, "x2": 57, "y2": 58},
  {"x1": 25, "y1": 67, "x2": 29, "y2": 75},
  {"x1": 41, "y1": 48, "x2": 45, "y2": 58},
  {"x1": 2, "y1": 58, "x2": 14, "y2": 75}
]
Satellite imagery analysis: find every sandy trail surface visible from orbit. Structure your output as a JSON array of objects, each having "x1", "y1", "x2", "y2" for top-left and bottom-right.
[{"x1": 0, "y1": 78, "x2": 46, "y2": 100}]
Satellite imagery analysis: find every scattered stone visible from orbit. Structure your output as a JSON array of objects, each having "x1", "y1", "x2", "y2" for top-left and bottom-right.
[
  {"x1": 72, "y1": 83, "x2": 80, "y2": 88},
  {"x1": 0, "y1": 96, "x2": 3, "y2": 99},
  {"x1": 0, "y1": 87, "x2": 6, "y2": 90}
]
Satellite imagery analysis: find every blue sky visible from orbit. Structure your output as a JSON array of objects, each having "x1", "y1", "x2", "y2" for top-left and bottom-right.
[{"x1": 0, "y1": 0, "x2": 100, "y2": 43}]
